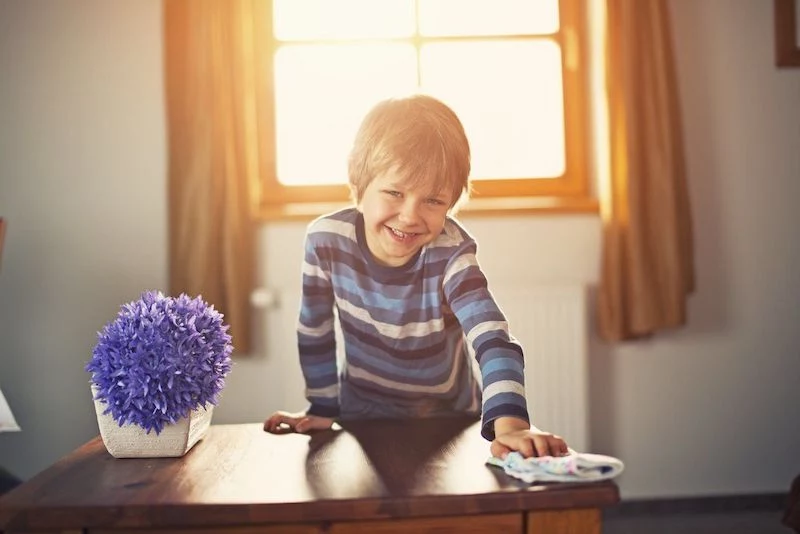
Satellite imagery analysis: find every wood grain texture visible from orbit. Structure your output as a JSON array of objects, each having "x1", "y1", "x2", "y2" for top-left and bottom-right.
[
  {"x1": 528, "y1": 508, "x2": 601, "y2": 534},
  {"x1": 91, "y1": 527, "x2": 320, "y2": 534},
  {"x1": 88, "y1": 515, "x2": 520, "y2": 534},
  {"x1": 0, "y1": 419, "x2": 618, "y2": 531},
  {"x1": 329, "y1": 513, "x2": 522, "y2": 533}
]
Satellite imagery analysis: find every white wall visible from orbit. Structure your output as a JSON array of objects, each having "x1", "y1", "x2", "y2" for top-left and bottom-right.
[
  {"x1": 0, "y1": 0, "x2": 798, "y2": 500},
  {"x1": 0, "y1": 0, "x2": 168, "y2": 478}
]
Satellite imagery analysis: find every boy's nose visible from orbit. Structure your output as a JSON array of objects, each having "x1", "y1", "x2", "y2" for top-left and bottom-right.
[{"x1": 398, "y1": 201, "x2": 421, "y2": 224}]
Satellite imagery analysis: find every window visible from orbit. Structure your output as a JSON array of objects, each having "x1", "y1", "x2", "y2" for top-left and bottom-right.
[{"x1": 253, "y1": 0, "x2": 594, "y2": 218}]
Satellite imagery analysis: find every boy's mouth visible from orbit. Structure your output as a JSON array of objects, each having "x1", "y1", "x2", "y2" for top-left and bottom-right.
[{"x1": 387, "y1": 226, "x2": 420, "y2": 240}]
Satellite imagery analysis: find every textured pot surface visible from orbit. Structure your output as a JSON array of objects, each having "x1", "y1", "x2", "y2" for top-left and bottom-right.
[{"x1": 92, "y1": 390, "x2": 213, "y2": 458}]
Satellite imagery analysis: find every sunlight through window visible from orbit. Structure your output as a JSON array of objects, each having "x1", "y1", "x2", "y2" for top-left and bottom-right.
[
  {"x1": 418, "y1": 0, "x2": 559, "y2": 36},
  {"x1": 275, "y1": 44, "x2": 417, "y2": 185},
  {"x1": 421, "y1": 40, "x2": 565, "y2": 179},
  {"x1": 259, "y1": 0, "x2": 591, "y2": 213},
  {"x1": 273, "y1": 0, "x2": 415, "y2": 40}
]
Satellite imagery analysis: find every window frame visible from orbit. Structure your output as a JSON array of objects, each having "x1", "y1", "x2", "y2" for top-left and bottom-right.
[{"x1": 252, "y1": 0, "x2": 596, "y2": 220}]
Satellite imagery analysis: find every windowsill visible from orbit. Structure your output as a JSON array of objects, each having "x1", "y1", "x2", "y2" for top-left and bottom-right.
[
  {"x1": 255, "y1": 196, "x2": 599, "y2": 222},
  {"x1": 456, "y1": 195, "x2": 599, "y2": 217}
]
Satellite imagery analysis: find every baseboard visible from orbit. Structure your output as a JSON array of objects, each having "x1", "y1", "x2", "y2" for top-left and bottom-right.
[
  {"x1": 0, "y1": 466, "x2": 22, "y2": 496},
  {"x1": 604, "y1": 493, "x2": 788, "y2": 517}
]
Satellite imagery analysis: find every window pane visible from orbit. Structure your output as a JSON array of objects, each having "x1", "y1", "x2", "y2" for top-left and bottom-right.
[
  {"x1": 274, "y1": 44, "x2": 417, "y2": 186},
  {"x1": 418, "y1": 0, "x2": 559, "y2": 37},
  {"x1": 420, "y1": 40, "x2": 565, "y2": 179},
  {"x1": 274, "y1": 0, "x2": 415, "y2": 41}
]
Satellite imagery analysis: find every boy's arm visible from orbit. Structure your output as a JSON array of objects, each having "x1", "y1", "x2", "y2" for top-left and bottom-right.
[
  {"x1": 298, "y1": 235, "x2": 340, "y2": 419},
  {"x1": 442, "y1": 241, "x2": 529, "y2": 441},
  {"x1": 443, "y1": 239, "x2": 569, "y2": 456}
]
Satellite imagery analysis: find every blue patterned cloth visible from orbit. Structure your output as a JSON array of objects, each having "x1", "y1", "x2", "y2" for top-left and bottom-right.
[{"x1": 487, "y1": 451, "x2": 625, "y2": 483}]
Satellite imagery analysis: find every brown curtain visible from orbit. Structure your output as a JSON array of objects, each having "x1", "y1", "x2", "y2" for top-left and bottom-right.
[
  {"x1": 598, "y1": 0, "x2": 695, "y2": 341},
  {"x1": 163, "y1": 1, "x2": 262, "y2": 354}
]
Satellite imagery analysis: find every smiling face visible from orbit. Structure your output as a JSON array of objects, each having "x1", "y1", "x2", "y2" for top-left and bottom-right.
[
  {"x1": 357, "y1": 170, "x2": 453, "y2": 267},
  {"x1": 348, "y1": 95, "x2": 471, "y2": 266}
]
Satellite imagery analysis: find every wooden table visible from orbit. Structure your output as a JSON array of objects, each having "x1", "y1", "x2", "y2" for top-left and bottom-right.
[{"x1": 0, "y1": 418, "x2": 619, "y2": 533}]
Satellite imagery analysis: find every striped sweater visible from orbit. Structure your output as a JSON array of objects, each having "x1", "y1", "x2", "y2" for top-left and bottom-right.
[{"x1": 298, "y1": 208, "x2": 529, "y2": 440}]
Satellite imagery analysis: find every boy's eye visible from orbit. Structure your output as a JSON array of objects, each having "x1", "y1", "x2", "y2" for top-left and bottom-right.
[
  {"x1": 426, "y1": 198, "x2": 446, "y2": 206},
  {"x1": 383, "y1": 190, "x2": 402, "y2": 197}
]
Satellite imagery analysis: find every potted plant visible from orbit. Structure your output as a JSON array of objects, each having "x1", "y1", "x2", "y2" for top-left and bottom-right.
[{"x1": 86, "y1": 290, "x2": 233, "y2": 458}]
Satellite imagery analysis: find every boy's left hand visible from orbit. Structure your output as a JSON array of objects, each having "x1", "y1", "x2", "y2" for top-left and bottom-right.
[{"x1": 491, "y1": 417, "x2": 569, "y2": 459}]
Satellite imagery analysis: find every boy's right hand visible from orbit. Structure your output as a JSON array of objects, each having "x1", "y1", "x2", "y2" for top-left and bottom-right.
[{"x1": 263, "y1": 410, "x2": 335, "y2": 434}]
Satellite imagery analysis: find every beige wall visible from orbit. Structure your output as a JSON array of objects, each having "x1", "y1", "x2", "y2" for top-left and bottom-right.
[{"x1": 0, "y1": 0, "x2": 798, "y2": 499}]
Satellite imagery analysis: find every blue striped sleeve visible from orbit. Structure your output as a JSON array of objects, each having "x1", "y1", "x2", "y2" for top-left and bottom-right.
[
  {"x1": 298, "y1": 225, "x2": 340, "y2": 418},
  {"x1": 442, "y1": 234, "x2": 530, "y2": 440}
]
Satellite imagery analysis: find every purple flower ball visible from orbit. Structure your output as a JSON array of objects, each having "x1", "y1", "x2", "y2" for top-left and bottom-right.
[{"x1": 86, "y1": 291, "x2": 233, "y2": 434}]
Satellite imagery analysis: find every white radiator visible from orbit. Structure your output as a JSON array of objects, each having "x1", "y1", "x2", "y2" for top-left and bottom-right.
[{"x1": 489, "y1": 285, "x2": 589, "y2": 452}]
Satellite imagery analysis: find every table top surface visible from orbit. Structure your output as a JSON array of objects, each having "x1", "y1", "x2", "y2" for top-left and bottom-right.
[{"x1": 0, "y1": 418, "x2": 619, "y2": 530}]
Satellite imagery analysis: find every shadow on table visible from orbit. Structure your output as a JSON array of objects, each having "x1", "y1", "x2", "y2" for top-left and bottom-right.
[{"x1": 304, "y1": 416, "x2": 484, "y2": 498}]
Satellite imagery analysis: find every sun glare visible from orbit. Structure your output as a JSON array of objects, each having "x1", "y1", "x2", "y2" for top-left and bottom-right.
[
  {"x1": 273, "y1": 0, "x2": 414, "y2": 40},
  {"x1": 272, "y1": 0, "x2": 564, "y2": 186}
]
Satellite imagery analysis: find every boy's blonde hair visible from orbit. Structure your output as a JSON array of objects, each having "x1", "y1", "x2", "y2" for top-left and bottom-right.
[{"x1": 347, "y1": 94, "x2": 471, "y2": 209}]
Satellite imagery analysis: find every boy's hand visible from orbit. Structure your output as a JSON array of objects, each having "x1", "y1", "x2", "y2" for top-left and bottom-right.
[
  {"x1": 263, "y1": 410, "x2": 335, "y2": 434},
  {"x1": 490, "y1": 416, "x2": 569, "y2": 459}
]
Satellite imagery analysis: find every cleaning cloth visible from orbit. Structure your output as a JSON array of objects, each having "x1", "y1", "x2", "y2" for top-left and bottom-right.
[{"x1": 487, "y1": 451, "x2": 624, "y2": 483}]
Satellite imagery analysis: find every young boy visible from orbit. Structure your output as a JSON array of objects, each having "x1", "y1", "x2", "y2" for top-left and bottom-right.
[{"x1": 264, "y1": 94, "x2": 569, "y2": 459}]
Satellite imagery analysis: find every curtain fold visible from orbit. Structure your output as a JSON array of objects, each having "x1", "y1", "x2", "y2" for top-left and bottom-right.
[
  {"x1": 164, "y1": 0, "x2": 260, "y2": 354},
  {"x1": 598, "y1": 0, "x2": 695, "y2": 341}
]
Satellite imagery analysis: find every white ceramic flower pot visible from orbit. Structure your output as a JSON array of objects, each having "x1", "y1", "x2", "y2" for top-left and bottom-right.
[{"x1": 91, "y1": 388, "x2": 213, "y2": 458}]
